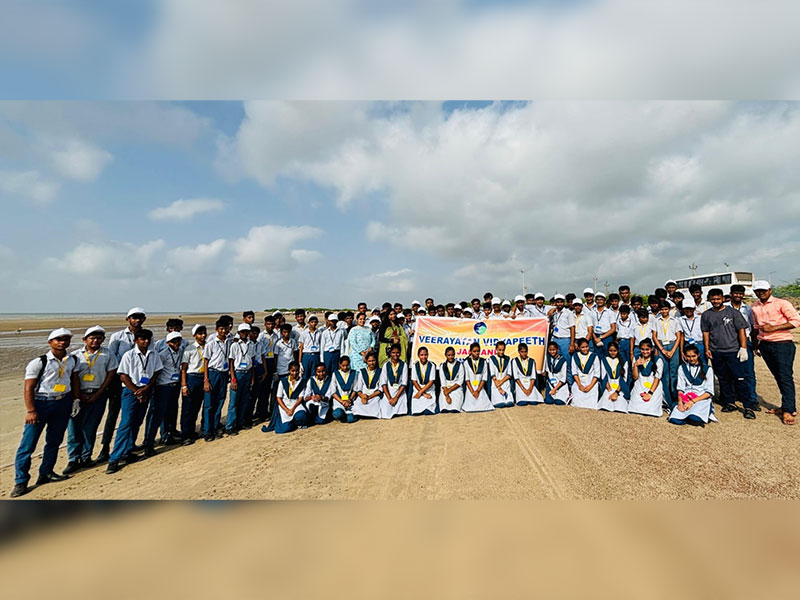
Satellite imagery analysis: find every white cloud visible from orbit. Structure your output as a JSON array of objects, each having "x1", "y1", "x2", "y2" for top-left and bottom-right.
[
  {"x1": 148, "y1": 198, "x2": 225, "y2": 222},
  {"x1": 48, "y1": 139, "x2": 113, "y2": 181},
  {"x1": 233, "y1": 224, "x2": 322, "y2": 271},
  {"x1": 355, "y1": 268, "x2": 415, "y2": 293},
  {"x1": 53, "y1": 240, "x2": 167, "y2": 279},
  {"x1": 167, "y1": 239, "x2": 227, "y2": 272},
  {"x1": 0, "y1": 170, "x2": 59, "y2": 205}
]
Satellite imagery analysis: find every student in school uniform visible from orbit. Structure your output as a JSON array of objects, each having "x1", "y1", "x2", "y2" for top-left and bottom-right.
[
  {"x1": 488, "y1": 298, "x2": 504, "y2": 319},
  {"x1": 462, "y1": 342, "x2": 494, "y2": 413},
  {"x1": 689, "y1": 284, "x2": 712, "y2": 315},
  {"x1": 242, "y1": 310, "x2": 256, "y2": 327},
  {"x1": 727, "y1": 284, "x2": 758, "y2": 409},
  {"x1": 201, "y1": 319, "x2": 232, "y2": 442},
  {"x1": 242, "y1": 325, "x2": 267, "y2": 429},
  {"x1": 618, "y1": 285, "x2": 632, "y2": 308},
  {"x1": 597, "y1": 341, "x2": 630, "y2": 413},
  {"x1": 570, "y1": 338, "x2": 601, "y2": 410},
  {"x1": 679, "y1": 299, "x2": 705, "y2": 368},
  {"x1": 488, "y1": 341, "x2": 514, "y2": 407},
  {"x1": 353, "y1": 352, "x2": 383, "y2": 419},
  {"x1": 98, "y1": 307, "x2": 146, "y2": 463},
  {"x1": 256, "y1": 316, "x2": 279, "y2": 422},
  {"x1": 549, "y1": 294, "x2": 576, "y2": 380},
  {"x1": 270, "y1": 361, "x2": 308, "y2": 434},
  {"x1": 445, "y1": 303, "x2": 456, "y2": 318},
  {"x1": 291, "y1": 309, "x2": 308, "y2": 345},
  {"x1": 11, "y1": 328, "x2": 80, "y2": 498},
  {"x1": 582, "y1": 288, "x2": 596, "y2": 313},
  {"x1": 615, "y1": 305, "x2": 635, "y2": 365},
  {"x1": 572, "y1": 299, "x2": 595, "y2": 350},
  {"x1": 330, "y1": 355, "x2": 358, "y2": 423},
  {"x1": 179, "y1": 324, "x2": 206, "y2": 445},
  {"x1": 156, "y1": 328, "x2": 186, "y2": 446},
  {"x1": 470, "y1": 298, "x2": 482, "y2": 318},
  {"x1": 652, "y1": 301, "x2": 683, "y2": 408},
  {"x1": 607, "y1": 292, "x2": 621, "y2": 314},
  {"x1": 527, "y1": 293, "x2": 550, "y2": 320},
  {"x1": 275, "y1": 323, "x2": 298, "y2": 379},
  {"x1": 544, "y1": 341, "x2": 570, "y2": 405},
  {"x1": 630, "y1": 295, "x2": 644, "y2": 314},
  {"x1": 226, "y1": 323, "x2": 255, "y2": 434},
  {"x1": 410, "y1": 346, "x2": 438, "y2": 415},
  {"x1": 379, "y1": 343, "x2": 409, "y2": 419},
  {"x1": 143, "y1": 331, "x2": 183, "y2": 456},
  {"x1": 304, "y1": 363, "x2": 332, "y2": 425},
  {"x1": 513, "y1": 342, "x2": 544, "y2": 405},
  {"x1": 106, "y1": 329, "x2": 163, "y2": 474},
  {"x1": 480, "y1": 302, "x2": 493, "y2": 321},
  {"x1": 592, "y1": 292, "x2": 617, "y2": 358},
  {"x1": 64, "y1": 326, "x2": 118, "y2": 475},
  {"x1": 321, "y1": 314, "x2": 345, "y2": 374},
  {"x1": 298, "y1": 314, "x2": 322, "y2": 381},
  {"x1": 154, "y1": 318, "x2": 188, "y2": 353},
  {"x1": 628, "y1": 339, "x2": 666, "y2": 418},
  {"x1": 668, "y1": 344, "x2": 717, "y2": 426},
  {"x1": 438, "y1": 346, "x2": 465, "y2": 413},
  {"x1": 500, "y1": 299, "x2": 513, "y2": 318},
  {"x1": 632, "y1": 309, "x2": 653, "y2": 361},
  {"x1": 461, "y1": 306, "x2": 474, "y2": 319},
  {"x1": 647, "y1": 295, "x2": 662, "y2": 319}
]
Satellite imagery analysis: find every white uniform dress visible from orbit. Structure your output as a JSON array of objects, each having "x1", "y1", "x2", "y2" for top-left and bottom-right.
[
  {"x1": 461, "y1": 357, "x2": 494, "y2": 413},
  {"x1": 276, "y1": 377, "x2": 307, "y2": 424},
  {"x1": 353, "y1": 367, "x2": 383, "y2": 418},
  {"x1": 330, "y1": 369, "x2": 359, "y2": 417},
  {"x1": 410, "y1": 361, "x2": 437, "y2": 415},
  {"x1": 512, "y1": 357, "x2": 543, "y2": 405},
  {"x1": 545, "y1": 356, "x2": 570, "y2": 404},
  {"x1": 379, "y1": 360, "x2": 409, "y2": 419},
  {"x1": 597, "y1": 357, "x2": 629, "y2": 413},
  {"x1": 570, "y1": 352, "x2": 601, "y2": 410},
  {"x1": 438, "y1": 360, "x2": 465, "y2": 412},
  {"x1": 628, "y1": 356, "x2": 666, "y2": 417},
  {"x1": 304, "y1": 375, "x2": 331, "y2": 422},
  {"x1": 668, "y1": 364, "x2": 717, "y2": 424},
  {"x1": 488, "y1": 355, "x2": 514, "y2": 407},
  {"x1": 574, "y1": 311, "x2": 596, "y2": 340}
]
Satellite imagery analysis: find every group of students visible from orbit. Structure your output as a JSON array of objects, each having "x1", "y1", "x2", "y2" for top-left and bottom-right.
[{"x1": 10, "y1": 278, "x2": 799, "y2": 498}]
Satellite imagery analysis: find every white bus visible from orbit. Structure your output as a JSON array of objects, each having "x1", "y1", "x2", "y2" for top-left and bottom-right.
[{"x1": 674, "y1": 271, "x2": 755, "y2": 298}]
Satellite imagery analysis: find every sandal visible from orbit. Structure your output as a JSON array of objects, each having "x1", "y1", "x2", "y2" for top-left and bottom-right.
[
  {"x1": 767, "y1": 408, "x2": 782, "y2": 415},
  {"x1": 782, "y1": 412, "x2": 796, "y2": 425}
]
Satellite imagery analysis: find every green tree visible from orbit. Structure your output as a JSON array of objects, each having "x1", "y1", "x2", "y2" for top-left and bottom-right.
[{"x1": 773, "y1": 278, "x2": 800, "y2": 299}]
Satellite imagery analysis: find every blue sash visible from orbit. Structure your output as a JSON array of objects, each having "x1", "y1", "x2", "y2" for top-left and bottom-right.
[
  {"x1": 360, "y1": 368, "x2": 380, "y2": 389},
  {"x1": 415, "y1": 361, "x2": 433, "y2": 385},
  {"x1": 309, "y1": 376, "x2": 331, "y2": 397},
  {"x1": 572, "y1": 352, "x2": 597, "y2": 374},
  {"x1": 467, "y1": 357, "x2": 486, "y2": 378},
  {"x1": 600, "y1": 357, "x2": 630, "y2": 396},
  {"x1": 638, "y1": 357, "x2": 658, "y2": 377},
  {"x1": 514, "y1": 357, "x2": 535, "y2": 378},
  {"x1": 490, "y1": 355, "x2": 509, "y2": 375},
  {"x1": 334, "y1": 369, "x2": 356, "y2": 392},
  {"x1": 386, "y1": 361, "x2": 406, "y2": 386},
  {"x1": 547, "y1": 355, "x2": 566, "y2": 375},
  {"x1": 681, "y1": 363, "x2": 706, "y2": 386},
  {"x1": 280, "y1": 376, "x2": 304, "y2": 400},
  {"x1": 442, "y1": 361, "x2": 460, "y2": 381}
]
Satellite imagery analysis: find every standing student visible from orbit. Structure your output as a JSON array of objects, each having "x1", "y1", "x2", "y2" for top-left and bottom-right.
[
  {"x1": 607, "y1": 293, "x2": 621, "y2": 314},
  {"x1": 353, "y1": 352, "x2": 382, "y2": 419},
  {"x1": 689, "y1": 284, "x2": 712, "y2": 315},
  {"x1": 668, "y1": 345, "x2": 717, "y2": 426},
  {"x1": 647, "y1": 295, "x2": 661, "y2": 318},
  {"x1": 570, "y1": 338, "x2": 600, "y2": 410},
  {"x1": 592, "y1": 293, "x2": 616, "y2": 358},
  {"x1": 632, "y1": 309, "x2": 653, "y2": 360},
  {"x1": 544, "y1": 341, "x2": 569, "y2": 405},
  {"x1": 330, "y1": 355, "x2": 357, "y2": 423},
  {"x1": 462, "y1": 342, "x2": 494, "y2": 413},
  {"x1": 480, "y1": 302, "x2": 493, "y2": 321},
  {"x1": 267, "y1": 361, "x2": 308, "y2": 434},
  {"x1": 701, "y1": 288, "x2": 755, "y2": 419},
  {"x1": 242, "y1": 310, "x2": 255, "y2": 326},
  {"x1": 598, "y1": 342, "x2": 629, "y2": 413},
  {"x1": 291, "y1": 309, "x2": 307, "y2": 345},
  {"x1": 11, "y1": 328, "x2": 79, "y2": 498},
  {"x1": 652, "y1": 301, "x2": 682, "y2": 407},
  {"x1": 201, "y1": 319, "x2": 232, "y2": 442},
  {"x1": 615, "y1": 305, "x2": 635, "y2": 364},
  {"x1": 243, "y1": 325, "x2": 267, "y2": 429},
  {"x1": 488, "y1": 298, "x2": 504, "y2": 319},
  {"x1": 64, "y1": 326, "x2": 117, "y2": 474},
  {"x1": 572, "y1": 299, "x2": 595, "y2": 349},
  {"x1": 630, "y1": 295, "x2": 644, "y2": 314},
  {"x1": 512, "y1": 295, "x2": 527, "y2": 319},
  {"x1": 154, "y1": 318, "x2": 187, "y2": 353},
  {"x1": 304, "y1": 363, "x2": 332, "y2": 425},
  {"x1": 298, "y1": 315, "x2": 322, "y2": 381},
  {"x1": 628, "y1": 339, "x2": 666, "y2": 418},
  {"x1": 99, "y1": 307, "x2": 146, "y2": 463},
  {"x1": 527, "y1": 293, "x2": 549, "y2": 320},
  {"x1": 488, "y1": 341, "x2": 514, "y2": 408},
  {"x1": 618, "y1": 285, "x2": 632, "y2": 308},
  {"x1": 106, "y1": 329, "x2": 163, "y2": 474},
  {"x1": 226, "y1": 323, "x2": 255, "y2": 434},
  {"x1": 679, "y1": 299, "x2": 705, "y2": 367},
  {"x1": 550, "y1": 294, "x2": 576, "y2": 380},
  {"x1": 179, "y1": 324, "x2": 206, "y2": 445},
  {"x1": 144, "y1": 331, "x2": 183, "y2": 456},
  {"x1": 257, "y1": 316, "x2": 279, "y2": 422},
  {"x1": 379, "y1": 343, "x2": 409, "y2": 419},
  {"x1": 727, "y1": 284, "x2": 758, "y2": 409},
  {"x1": 513, "y1": 342, "x2": 544, "y2": 405},
  {"x1": 470, "y1": 298, "x2": 482, "y2": 318},
  {"x1": 321, "y1": 314, "x2": 345, "y2": 374},
  {"x1": 410, "y1": 347, "x2": 437, "y2": 415},
  {"x1": 438, "y1": 346, "x2": 465, "y2": 413},
  {"x1": 583, "y1": 288, "x2": 596, "y2": 312}
]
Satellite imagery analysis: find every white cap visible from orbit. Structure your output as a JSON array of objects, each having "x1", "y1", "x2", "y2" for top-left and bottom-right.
[
  {"x1": 514, "y1": 295, "x2": 525, "y2": 302},
  {"x1": 166, "y1": 331, "x2": 183, "y2": 342},
  {"x1": 126, "y1": 307, "x2": 146, "y2": 318},
  {"x1": 753, "y1": 280, "x2": 771, "y2": 290},
  {"x1": 534, "y1": 292, "x2": 545, "y2": 300},
  {"x1": 553, "y1": 293, "x2": 565, "y2": 300},
  {"x1": 83, "y1": 325, "x2": 105, "y2": 339},
  {"x1": 272, "y1": 310, "x2": 283, "y2": 317},
  {"x1": 191, "y1": 324, "x2": 205, "y2": 335},
  {"x1": 417, "y1": 309, "x2": 426, "y2": 315},
  {"x1": 572, "y1": 298, "x2": 583, "y2": 305},
  {"x1": 665, "y1": 279, "x2": 677, "y2": 286},
  {"x1": 502, "y1": 299, "x2": 511, "y2": 306},
  {"x1": 307, "y1": 314, "x2": 319, "y2": 321},
  {"x1": 595, "y1": 291, "x2": 606, "y2": 298},
  {"x1": 237, "y1": 323, "x2": 251, "y2": 332},
  {"x1": 682, "y1": 298, "x2": 696, "y2": 309},
  {"x1": 328, "y1": 314, "x2": 339, "y2": 321},
  {"x1": 463, "y1": 306, "x2": 474, "y2": 315},
  {"x1": 411, "y1": 300, "x2": 421, "y2": 306},
  {"x1": 583, "y1": 288, "x2": 594, "y2": 295},
  {"x1": 48, "y1": 327, "x2": 72, "y2": 341},
  {"x1": 368, "y1": 316, "x2": 380, "y2": 323},
  {"x1": 491, "y1": 298, "x2": 501, "y2": 305}
]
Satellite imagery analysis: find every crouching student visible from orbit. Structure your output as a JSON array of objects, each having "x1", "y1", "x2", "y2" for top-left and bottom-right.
[
  {"x1": 628, "y1": 339, "x2": 666, "y2": 418},
  {"x1": 462, "y1": 342, "x2": 494, "y2": 412},
  {"x1": 11, "y1": 328, "x2": 79, "y2": 498},
  {"x1": 438, "y1": 346, "x2": 465, "y2": 413},
  {"x1": 180, "y1": 325, "x2": 206, "y2": 445},
  {"x1": 570, "y1": 338, "x2": 601, "y2": 410},
  {"x1": 379, "y1": 343, "x2": 409, "y2": 419},
  {"x1": 598, "y1": 341, "x2": 630, "y2": 413},
  {"x1": 330, "y1": 355, "x2": 357, "y2": 423},
  {"x1": 668, "y1": 344, "x2": 717, "y2": 426},
  {"x1": 304, "y1": 363, "x2": 332, "y2": 425},
  {"x1": 269, "y1": 361, "x2": 308, "y2": 433},
  {"x1": 410, "y1": 346, "x2": 437, "y2": 415},
  {"x1": 65, "y1": 326, "x2": 117, "y2": 475},
  {"x1": 544, "y1": 341, "x2": 569, "y2": 405},
  {"x1": 489, "y1": 341, "x2": 514, "y2": 408},
  {"x1": 143, "y1": 331, "x2": 183, "y2": 457},
  {"x1": 354, "y1": 352, "x2": 383, "y2": 419},
  {"x1": 107, "y1": 329, "x2": 163, "y2": 474},
  {"x1": 226, "y1": 323, "x2": 255, "y2": 435},
  {"x1": 513, "y1": 343, "x2": 543, "y2": 405}
]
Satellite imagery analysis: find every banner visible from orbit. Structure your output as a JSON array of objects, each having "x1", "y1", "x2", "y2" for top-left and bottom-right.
[{"x1": 411, "y1": 317, "x2": 548, "y2": 371}]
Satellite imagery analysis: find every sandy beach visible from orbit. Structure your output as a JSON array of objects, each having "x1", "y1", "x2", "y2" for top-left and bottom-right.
[{"x1": 1, "y1": 314, "x2": 798, "y2": 500}]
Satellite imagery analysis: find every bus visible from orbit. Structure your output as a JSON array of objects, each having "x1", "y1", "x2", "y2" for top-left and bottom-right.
[{"x1": 674, "y1": 271, "x2": 755, "y2": 298}]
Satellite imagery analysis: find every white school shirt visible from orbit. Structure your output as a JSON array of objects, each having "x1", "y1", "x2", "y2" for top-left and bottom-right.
[
  {"x1": 291, "y1": 324, "x2": 307, "y2": 345},
  {"x1": 526, "y1": 304, "x2": 549, "y2": 320},
  {"x1": 298, "y1": 328, "x2": 323, "y2": 356},
  {"x1": 25, "y1": 351, "x2": 80, "y2": 396},
  {"x1": 679, "y1": 316, "x2": 703, "y2": 345},
  {"x1": 615, "y1": 315, "x2": 635, "y2": 340},
  {"x1": 156, "y1": 346, "x2": 184, "y2": 385},
  {"x1": 183, "y1": 342, "x2": 206, "y2": 374},
  {"x1": 488, "y1": 312, "x2": 505, "y2": 320},
  {"x1": 250, "y1": 337, "x2": 266, "y2": 365},
  {"x1": 229, "y1": 339, "x2": 256, "y2": 371},
  {"x1": 654, "y1": 315, "x2": 681, "y2": 344},
  {"x1": 72, "y1": 346, "x2": 118, "y2": 392},
  {"x1": 108, "y1": 328, "x2": 136, "y2": 362},
  {"x1": 203, "y1": 335, "x2": 231, "y2": 371},
  {"x1": 725, "y1": 302, "x2": 752, "y2": 338},
  {"x1": 321, "y1": 327, "x2": 346, "y2": 354},
  {"x1": 552, "y1": 309, "x2": 575, "y2": 339},
  {"x1": 573, "y1": 310, "x2": 595, "y2": 339},
  {"x1": 694, "y1": 300, "x2": 712, "y2": 315},
  {"x1": 154, "y1": 337, "x2": 189, "y2": 353},
  {"x1": 117, "y1": 346, "x2": 163, "y2": 386},
  {"x1": 258, "y1": 330, "x2": 279, "y2": 360},
  {"x1": 275, "y1": 337, "x2": 297, "y2": 375},
  {"x1": 594, "y1": 308, "x2": 616, "y2": 337},
  {"x1": 632, "y1": 320, "x2": 654, "y2": 346}
]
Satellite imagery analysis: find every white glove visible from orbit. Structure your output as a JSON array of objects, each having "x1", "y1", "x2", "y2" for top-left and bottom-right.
[{"x1": 737, "y1": 347, "x2": 748, "y2": 362}]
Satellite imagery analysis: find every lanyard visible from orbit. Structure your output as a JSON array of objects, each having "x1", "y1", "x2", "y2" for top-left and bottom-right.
[
  {"x1": 55, "y1": 355, "x2": 69, "y2": 379},
  {"x1": 661, "y1": 318, "x2": 671, "y2": 336},
  {"x1": 608, "y1": 358, "x2": 619, "y2": 378},
  {"x1": 684, "y1": 317, "x2": 700, "y2": 338},
  {"x1": 169, "y1": 350, "x2": 181, "y2": 371},
  {"x1": 578, "y1": 354, "x2": 589, "y2": 371},
  {"x1": 137, "y1": 352, "x2": 150, "y2": 374},
  {"x1": 444, "y1": 362, "x2": 455, "y2": 380},
  {"x1": 367, "y1": 369, "x2": 377, "y2": 388},
  {"x1": 520, "y1": 358, "x2": 529, "y2": 374},
  {"x1": 197, "y1": 345, "x2": 204, "y2": 361},
  {"x1": 84, "y1": 349, "x2": 100, "y2": 371},
  {"x1": 638, "y1": 323, "x2": 648, "y2": 338},
  {"x1": 391, "y1": 361, "x2": 400, "y2": 380},
  {"x1": 288, "y1": 378, "x2": 298, "y2": 397},
  {"x1": 470, "y1": 358, "x2": 481, "y2": 374}
]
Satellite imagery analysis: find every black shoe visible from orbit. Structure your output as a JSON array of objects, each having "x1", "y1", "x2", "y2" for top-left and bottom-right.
[
  {"x1": 106, "y1": 461, "x2": 121, "y2": 474},
  {"x1": 225, "y1": 429, "x2": 238, "y2": 436},
  {"x1": 80, "y1": 457, "x2": 96, "y2": 468},
  {"x1": 164, "y1": 436, "x2": 181, "y2": 446},
  {"x1": 143, "y1": 446, "x2": 157, "y2": 457},
  {"x1": 10, "y1": 483, "x2": 29, "y2": 498},
  {"x1": 95, "y1": 447, "x2": 110, "y2": 463},
  {"x1": 241, "y1": 423, "x2": 252, "y2": 430},
  {"x1": 204, "y1": 434, "x2": 214, "y2": 442},
  {"x1": 62, "y1": 461, "x2": 81, "y2": 475},
  {"x1": 124, "y1": 452, "x2": 140, "y2": 464},
  {"x1": 182, "y1": 438, "x2": 195, "y2": 446},
  {"x1": 743, "y1": 408, "x2": 756, "y2": 420},
  {"x1": 751, "y1": 404, "x2": 762, "y2": 412},
  {"x1": 721, "y1": 404, "x2": 738, "y2": 413},
  {"x1": 132, "y1": 444, "x2": 144, "y2": 452},
  {"x1": 36, "y1": 471, "x2": 69, "y2": 485}
]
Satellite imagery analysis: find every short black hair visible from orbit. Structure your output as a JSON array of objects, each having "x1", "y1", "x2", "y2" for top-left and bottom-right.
[
  {"x1": 619, "y1": 304, "x2": 631, "y2": 313},
  {"x1": 135, "y1": 328, "x2": 153, "y2": 340},
  {"x1": 631, "y1": 295, "x2": 643, "y2": 305},
  {"x1": 689, "y1": 284, "x2": 702, "y2": 293},
  {"x1": 647, "y1": 295, "x2": 659, "y2": 305},
  {"x1": 471, "y1": 298, "x2": 480, "y2": 304},
  {"x1": 708, "y1": 288, "x2": 724, "y2": 298},
  {"x1": 263, "y1": 315, "x2": 275, "y2": 323},
  {"x1": 654, "y1": 288, "x2": 668, "y2": 299},
  {"x1": 730, "y1": 284, "x2": 745, "y2": 293},
  {"x1": 636, "y1": 308, "x2": 650, "y2": 319},
  {"x1": 294, "y1": 308, "x2": 305, "y2": 316},
  {"x1": 165, "y1": 318, "x2": 184, "y2": 329},
  {"x1": 618, "y1": 285, "x2": 630, "y2": 292},
  {"x1": 483, "y1": 292, "x2": 493, "y2": 300},
  {"x1": 219, "y1": 315, "x2": 234, "y2": 325},
  {"x1": 607, "y1": 293, "x2": 620, "y2": 302},
  {"x1": 280, "y1": 323, "x2": 293, "y2": 332},
  {"x1": 242, "y1": 310, "x2": 255, "y2": 319},
  {"x1": 215, "y1": 319, "x2": 227, "y2": 329},
  {"x1": 249, "y1": 325, "x2": 260, "y2": 333},
  {"x1": 525, "y1": 293, "x2": 535, "y2": 300},
  {"x1": 446, "y1": 303, "x2": 455, "y2": 309}
]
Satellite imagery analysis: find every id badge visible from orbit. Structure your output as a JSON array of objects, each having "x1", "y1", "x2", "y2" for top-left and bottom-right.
[
  {"x1": 643, "y1": 381, "x2": 652, "y2": 389},
  {"x1": 549, "y1": 378, "x2": 557, "y2": 386},
  {"x1": 553, "y1": 327, "x2": 559, "y2": 333},
  {"x1": 239, "y1": 361, "x2": 248, "y2": 369},
  {"x1": 311, "y1": 346, "x2": 318, "y2": 352},
  {"x1": 170, "y1": 372, "x2": 180, "y2": 381},
  {"x1": 267, "y1": 352, "x2": 274, "y2": 358},
  {"x1": 341, "y1": 393, "x2": 349, "y2": 402},
  {"x1": 521, "y1": 377, "x2": 531, "y2": 387},
  {"x1": 471, "y1": 380, "x2": 479, "y2": 388},
  {"x1": 140, "y1": 376, "x2": 150, "y2": 385},
  {"x1": 610, "y1": 382, "x2": 620, "y2": 391},
  {"x1": 53, "y1": 383, "x2": 67, "y2": 393},
  {"x1": 579, "y1": 373, "x2": 589, "y2": 385},
  {"x1": 82, "y1": 373, "x2": 96, "y2": 382},
  {"x1": 687, "y1": 338, "x2": 695, "y2": 344}
]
